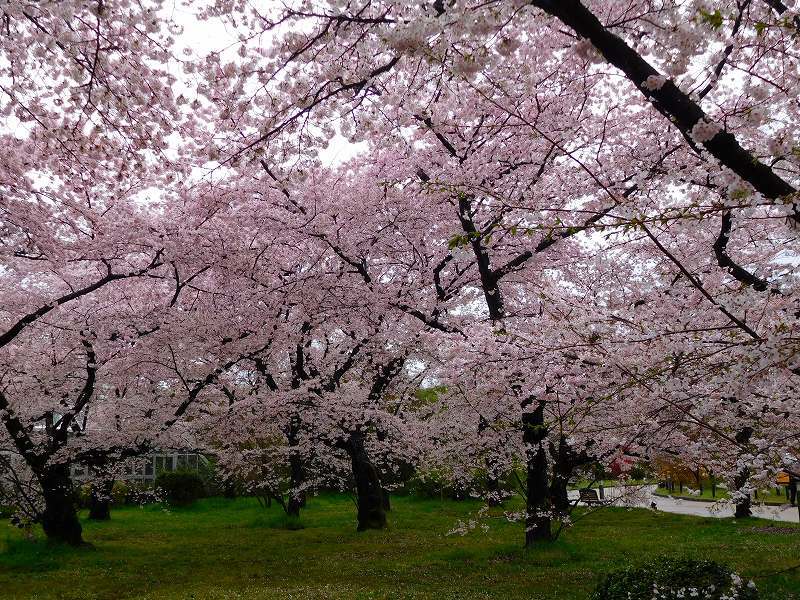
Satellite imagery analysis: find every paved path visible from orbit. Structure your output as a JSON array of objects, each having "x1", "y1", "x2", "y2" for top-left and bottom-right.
[{"x1": 568, "y1": 485, "x2": 800, "y2": 523}]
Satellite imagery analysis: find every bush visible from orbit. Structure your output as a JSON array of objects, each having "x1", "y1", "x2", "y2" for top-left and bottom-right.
[
  {"x1": 197, "y1": 457, "x2": 223, "y2": 496},
  {"x1": 76, "y1": 480, "x2": 130, "y2": 508},
  {"x1": 592, "y1": 557, "x2": 758, "y2": 600},
  {"x1": 111, "y1": 481, "x2": 129, "y2": 505},
  {"x1": 154, "y1": 470, "x2": 206, "y2": 506},
  {"x1": 77, "y1": 483, "x2": 92, "y2": 508},
  {"x1": 0, "y1": 505, "x2": 15, "y2": 519},
  {"x1": 627, "y1": 462, "x2": 652, "y2": 482}
]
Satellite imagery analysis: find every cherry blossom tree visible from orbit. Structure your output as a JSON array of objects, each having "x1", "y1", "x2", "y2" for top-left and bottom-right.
[
  {"x1": 195, "y1": 0, "x2": 800, "y2": 539},
  {"x1": 5, "y1": 0, "x2": 800, "y2": 550},
  {"x1": 0, "y1": 0, "x2": 196, "y2": 544}
]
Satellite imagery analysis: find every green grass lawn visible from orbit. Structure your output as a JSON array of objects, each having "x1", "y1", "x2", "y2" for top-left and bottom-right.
[
  {"x1": 653, "y1": 485, "x2": 791, "y2": 505},
  {"x1": 1, "y1": 494, "x2": 799, "y2": 599}
]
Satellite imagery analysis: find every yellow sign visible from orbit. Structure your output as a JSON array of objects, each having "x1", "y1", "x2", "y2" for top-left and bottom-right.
[{"x1": 777, "y1": 472, "x2": 790, "y2": 485}]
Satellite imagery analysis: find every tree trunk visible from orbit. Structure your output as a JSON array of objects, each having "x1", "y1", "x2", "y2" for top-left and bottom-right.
[
  {"x1": 40, "y1": 464, "x2": 83, "y2": 546},
  {"x1": 733, "y1": 428, "x2": 754, "y2": 519},
  {"x1": 381, "y1": 488, "x2": 391, "y2": 512},
  {"x1": 485, "y1": 473, "x2": 502, "y2": 506},
  {"x1": 733, "y1": 467, "x2": 752, "y2": 518},
  {"x1": 287, "y1": 492, "x2": 303, "y2": 517},
  {"x1": 479, "y1": 415, "x2": 502, "y2": 506},
  {"x1": 345, "y1": 432, "x2": 386, "y2": 531},
  {"x1": 286, "y1": 413, "x2": 306, "y2": 516},
  {"x1": 88, "y1": 479, "x2": 114, "y2": 521},
  {"x1": 548, "y1": 436, "x2": 575, "y2": 516},
  {"x1": 523, "y1": 400, "x2": 551, "y2": 546}
]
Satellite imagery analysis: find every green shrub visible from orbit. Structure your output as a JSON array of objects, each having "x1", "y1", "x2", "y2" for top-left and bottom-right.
[
  {"x1": 627, "y1": 462, "x2": 652, "y2": 481},
  {"x1": 0, "y1": 505, "x2": 15, "y2": 519},
  {"x1": 111, "y1": 481, "x2": 129, "y2": 505},
  {"x1": 154, "y1": 470, "x2": 206, "y2": 506},
  {"x1": 76, "y1": 480, "x2": 130, "y2": 507},
  {"x1": 592, "y1": 557, "x2": 758, "y2": 600},
  {"x1": 197, "y1": 457, "x2": 222, "y2": 495},
  {"x1": 76, "y1": 483, "x2": 92, "y2": 508}
]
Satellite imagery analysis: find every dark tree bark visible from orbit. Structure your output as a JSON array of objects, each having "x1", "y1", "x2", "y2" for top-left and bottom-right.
[
  {"x1": 286, "y1": 413, "x2": 306, "y2": 517},
  {"x1": 734, "y1": 467, "x2": 752, "y2": 518},
  {"x1": 286, "y1": 494, "x2": 302, "y2": 518},
  {"x1": 479, "y1": 415, "x2": 502, "y2": 506},
  {"x1": 531, "y1": 0, "x2": 798, "y2": 209},
  {"x1": 1, "y1": 393, "x2": 84, "y2": 545},
  {"x1": 88, "y1": 479, "x2": 114, "y2": 521},
  {"x1": 734, "y1": 427, "x2": 754, "y2": 518},
  {"x1": 549, "y1": 435, "x2": 584, "y2": 515},
  {"x1": 342, "y1": 431, "x2": 387, "y2": 531},
  {"x1": 40, "y1": 464, "x2": 83, "y2": 546},
  {"x1": 523, "y1": 399, "x2": 551, "y2": 546}
]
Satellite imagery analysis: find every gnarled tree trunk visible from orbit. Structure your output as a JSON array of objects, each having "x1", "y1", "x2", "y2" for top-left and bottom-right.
[
  {"x1": 523, "y1": 400, "x2": 551, "y2": 546},
  {"x1": 40, "y1": 464, "x2": 83, "y2": 546},
  {"x1": 344, "y1": 431, "x2": 386, "y2": 531}
]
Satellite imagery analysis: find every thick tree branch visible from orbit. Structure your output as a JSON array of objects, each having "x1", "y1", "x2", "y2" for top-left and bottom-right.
[
  {"x1": 532, "y1": 0, "x2": 798, "y2": 215},
  {"x1": 0, "y1": 249, "x2": 165, "y2": 350},
  {"x1": 712, "y1": 211, "x2": 772, "y2": 292}
]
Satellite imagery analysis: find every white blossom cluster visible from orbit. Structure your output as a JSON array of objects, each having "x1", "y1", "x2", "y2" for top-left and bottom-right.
[{"x1": 690, "y1": 119, "x2": 722, "y2": 143}]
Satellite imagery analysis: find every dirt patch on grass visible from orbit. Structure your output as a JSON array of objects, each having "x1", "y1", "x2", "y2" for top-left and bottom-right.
[{"x1": 749, "y1": 526, "x2": 800, "y2": 535}]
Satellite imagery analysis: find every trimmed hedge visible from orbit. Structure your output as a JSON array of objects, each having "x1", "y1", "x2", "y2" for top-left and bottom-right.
[
  {"x1": 154, "y1": 470, "x2": 206, "y2": 506},
  {"x1": 592, "y1": 557, "x2": 758, "y2": 600}
]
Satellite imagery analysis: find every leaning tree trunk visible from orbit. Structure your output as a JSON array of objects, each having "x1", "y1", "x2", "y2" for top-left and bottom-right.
[
  {"x1": 345, "y1": 432, "x2": 387, "y2": 531},
  {"x1": 88, "y1": 479, "x2": 114, "y2": 521},
  {"x1": 523, "y1": 400, "x2": 551, "y2": 546},
  {"x1": 40, "y1": 464, "x2": 83, "y2": 546}
]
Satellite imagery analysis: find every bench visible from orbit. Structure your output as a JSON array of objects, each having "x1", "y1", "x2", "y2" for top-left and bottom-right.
[{"x1": 579, "y1": 488, "x2": 603, "y2": 506}]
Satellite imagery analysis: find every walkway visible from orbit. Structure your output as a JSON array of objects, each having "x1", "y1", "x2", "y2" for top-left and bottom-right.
[{"x1": 567, "y1": 485, "x2": 800, "y2": 523}]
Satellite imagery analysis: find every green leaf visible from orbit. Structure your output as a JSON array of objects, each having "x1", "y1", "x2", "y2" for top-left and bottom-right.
[{"x1": 699, "y1": 8, "x2": 723, "y2": 30}]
